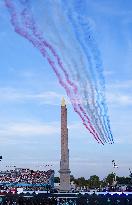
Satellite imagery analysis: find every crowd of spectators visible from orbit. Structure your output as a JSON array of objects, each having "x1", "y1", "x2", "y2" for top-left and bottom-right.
[
  {"x1": 0, "y1": 193, "x2": 132, "y2": 205},
  {"x1": 0, "y1": 168, "x2": 54, "y2": 189}
]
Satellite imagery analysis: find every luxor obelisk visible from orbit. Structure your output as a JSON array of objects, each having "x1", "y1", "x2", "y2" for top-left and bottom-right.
[{"x1": 59, "y1": 98, "x2": 71, "y2": 192}]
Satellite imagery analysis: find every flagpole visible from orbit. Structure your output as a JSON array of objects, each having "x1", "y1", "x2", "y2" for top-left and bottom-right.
[{"x1": 112, "y1": 160, "x2": 118, "y2": 188}]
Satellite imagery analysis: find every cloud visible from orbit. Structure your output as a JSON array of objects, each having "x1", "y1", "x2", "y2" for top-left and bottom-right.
[
  {"x1": 0, "y1": 87, "x2": 66, "y2": 105},
  {"x1": 103, "y1": 69, "x2": 114, "y2": 77},
  {"x1": 106, "y1": 80, "x2": 132, "y2": 106},
  {"x1": 108, "y1": 80, "x2": 132, "y2": 89},
  {"x1": 92, "y1": 1, "x2": 132, "y2": 17},
  {"x1": 71, "y1": 157, "x2": 100, "y2": 166},
  {"x1": 0, "y1": 121, "x2": 60, "y2": 138},
  {"x1": 0, "y1": 120, "x2": 87, "y2": 139},
  {"x1": 68, "y1": 122, "x2": 82, "y2": 130},
  {"x1": 107, "y1": 92, "x2": 132, "y2": 106}
]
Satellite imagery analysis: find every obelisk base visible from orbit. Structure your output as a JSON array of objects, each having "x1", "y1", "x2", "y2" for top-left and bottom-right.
[{"x1": 59, "y1": 169, "x2": 71, "y2": 192}]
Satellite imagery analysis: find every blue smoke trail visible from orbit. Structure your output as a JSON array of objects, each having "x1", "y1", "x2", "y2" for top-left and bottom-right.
[
  {"x1": 73, "y1": 0, "x2": 113, "y2": 142},
  {"x1": 5, "y1": 0, "x2": 105, "y2": 144},
  {"x1": 5, "y1": 0, "x2": 113, "y2": 144},
  {"x1": 23, "y1": 0, "x2": 107, "y2": 143},
  {"x1": 61, "y1": 0, "x2": 113, "y2": 143},
  {"x1": 61, "y1": 3, "x2": 109, "y2": 142},
  {"x1": 35, "y1": 1, "x2": 109, "y2": 143},
  {"x1": 22, "y1": 0, "x2": 112, "y2": 143}
]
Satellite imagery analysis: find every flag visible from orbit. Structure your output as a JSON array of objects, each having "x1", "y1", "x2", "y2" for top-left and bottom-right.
[
  {"x1": 112, "y1": 160, "x2": 118, "y2": 168},
  {"x1": 113, "y1": 162, "x2": 118, "y2": 168},
  {"x1": 113, "y1": 163, "x2": 118, "y2": 168}
]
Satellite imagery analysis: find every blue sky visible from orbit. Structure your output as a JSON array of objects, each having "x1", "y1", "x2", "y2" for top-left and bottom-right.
[{"x1": 0, "y1": 0, "x2": 132, "y2": 179}]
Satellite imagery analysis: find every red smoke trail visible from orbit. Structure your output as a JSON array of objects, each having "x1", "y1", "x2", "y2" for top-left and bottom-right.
[
  {"x1": 72, "y1": 99, "x2": 104, "y2": 144},
  {"x1": 21, "y1": 8, "x2": 78, "y2": 94},
  {"x1": 78, "y1": 104, "x2": 105, "y2": 144},
  {"x1": 5, "y1": 0, "x2": 104, "y2": 144},
  {"x1": 19, "y1": 4, "x2": 104, "y2": 144},
  {"x1": 20, "y1": 5, "x2": 104, "y2": 144},
  {"x1": 47, "y1": 59, "x2": 102, "y2": 143}
]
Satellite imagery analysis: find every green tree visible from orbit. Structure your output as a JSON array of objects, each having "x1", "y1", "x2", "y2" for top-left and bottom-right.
[
  {"x1": 89, "y1": 175, "x2": 100, "y2": 188},
  {"x1": 74, "y1": 177, "x2": 86, "y2": 187},
  {"x1": 100, "y1": 178, "x2": 107, "y2": 188},
  {"x1": 117, "y1": 176, "x2": 131, "y2": 185},
  {"x1": 105, "y1": 173, "x2": 115, "y2": 185},
  {"x1": 70, "y1": 175, "x2": 75, "y2": 182},
  {"x1": 54, "y1": 177, "x2": 60, "y2": 183}
]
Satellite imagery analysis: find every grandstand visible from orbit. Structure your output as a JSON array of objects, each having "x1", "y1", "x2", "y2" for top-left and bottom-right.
[{"x1": 0, "y1": 168, "x2": 54, "y2": 191}]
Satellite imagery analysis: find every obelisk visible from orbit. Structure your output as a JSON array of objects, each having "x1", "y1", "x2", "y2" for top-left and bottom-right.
[{"x1": 59, "y1": 98, "x2": 71, "y2": 192}]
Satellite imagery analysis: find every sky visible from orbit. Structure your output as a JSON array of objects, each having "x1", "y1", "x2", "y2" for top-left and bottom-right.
[{"x1": 0, "y1": 0, "x2": 132, "y2": 179}]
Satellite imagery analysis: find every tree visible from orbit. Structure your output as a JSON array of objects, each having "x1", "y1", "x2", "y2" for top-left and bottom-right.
[
  {"x1": 100, "y1": 178, "x2": 107, "y2": 188},
  {"x1": 74, "y1": 177, "x2": 86, "y2": 187},
  {"x1": 70, "y1": 175, "x2": 75, "y2": 182},
  {"x1": 117, "y1": 176, "x2": 131, "y2": 185},
  {"x1": 105, "y1": 173, "x2": 115, "y2": 185},
  {"x1": 54, "y1": 177, "x2": 60, "y2": 183},
  {"x1": 89, "y1": 175, "x2": 100, "y2": 188}
]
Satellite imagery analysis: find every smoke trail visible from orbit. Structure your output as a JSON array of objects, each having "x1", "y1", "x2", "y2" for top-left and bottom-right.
[
  {"x1": 58, "y1": 2, "x2": 109, "y2": 143},
  {"x1": 30, "y1": 1, "x2": 108, "y2": 143},
  {"x1": 61, "y1": 0, "x2": 113, "y2": 143},
  {"x1": 26, "y1": 0, "x2": 108, "y2": 143},
  {"x1": 5, "y1": 0, "x2": 104, "y2": 144},
  {"x1": 19, "y1": 2, "x2": 104, "y2": 144},
  {"x1": 72, "y1": 0, "x2": 113, "y2": 142},
  {"x1": 75, "y1": 14, "x2": 113, "y2": 142}
]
